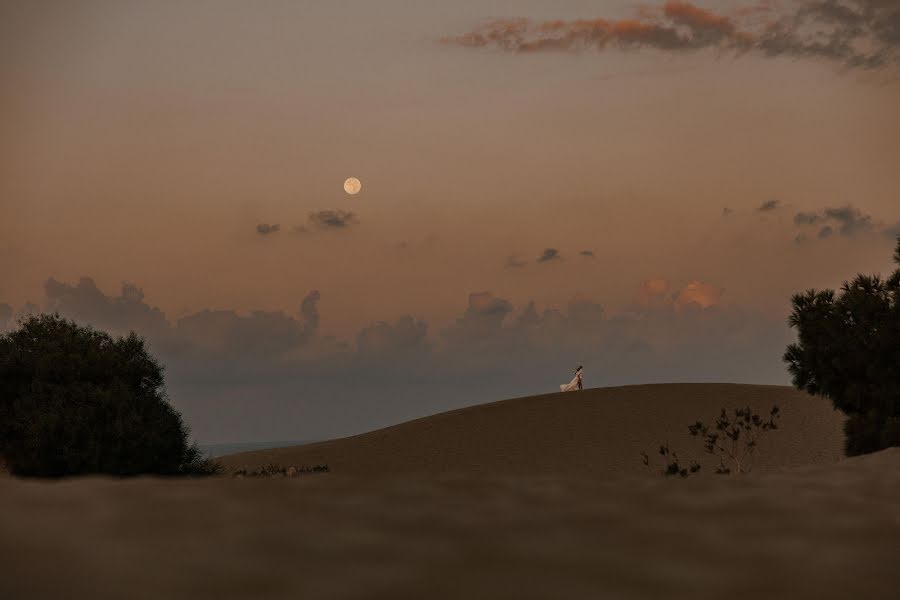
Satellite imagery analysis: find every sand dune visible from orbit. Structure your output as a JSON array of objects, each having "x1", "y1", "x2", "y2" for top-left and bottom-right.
[
  {"x1": 4, "y1": 383, "x2": 889, "y2": 600},
  {"x1": 221, "y1": 384, "x2": 846, "y2": 476}
]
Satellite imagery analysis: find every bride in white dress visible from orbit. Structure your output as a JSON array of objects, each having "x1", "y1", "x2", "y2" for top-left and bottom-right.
[{"x1": 560, "y1": 365, "x2": 583, "y2": 392}]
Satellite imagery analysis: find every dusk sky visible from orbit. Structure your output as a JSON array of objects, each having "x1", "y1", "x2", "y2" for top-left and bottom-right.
[{"x1": 2, "y1": 0, "x2": 899, "y2": 443}]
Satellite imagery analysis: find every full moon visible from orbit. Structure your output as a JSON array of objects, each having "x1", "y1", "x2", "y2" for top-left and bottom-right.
[{"x1": 343, "y1": 177, "x2": 362, "y2": 195}]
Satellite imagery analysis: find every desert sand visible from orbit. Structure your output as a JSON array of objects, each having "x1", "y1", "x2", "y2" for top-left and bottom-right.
[
  {"x1": 220, "y1": 383, "x2": 846, "y2": 476},
  {"x1": 2, "y1": 384, "x2": 897, "y2": 600}
]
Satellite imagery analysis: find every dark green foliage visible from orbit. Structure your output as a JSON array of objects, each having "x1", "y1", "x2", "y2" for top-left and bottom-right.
[
  {"x1": 181, "y1": 446, "x2": 225, "y2": 477},
  {"x1": 784, "y1": 237, "x2": 900, "y2": 456},
  {"x1": 0, "y1": 314, "x2": 219, "y2": 477},
  {"x1": 687, "y1": 405, "x2": 780, "y2": 474}
]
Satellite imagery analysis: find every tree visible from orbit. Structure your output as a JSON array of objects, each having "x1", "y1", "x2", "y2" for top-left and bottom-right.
[
  {"x1": 784, "y1": 237, "x2": 900, "y2": 456},
  {"x1": 0, "y1": 314, "x2": 219, "y2": 477}
]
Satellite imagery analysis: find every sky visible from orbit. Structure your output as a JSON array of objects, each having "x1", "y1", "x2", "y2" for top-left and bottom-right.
[{"x1": 2, "y1": 0, "x2": 899, "y2": 443}]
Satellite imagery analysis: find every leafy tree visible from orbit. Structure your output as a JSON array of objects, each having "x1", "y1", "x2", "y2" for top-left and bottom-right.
[
  {"x1": 0, "y1": 314, "x2": 220, "y2": 477},
  {"x1": 688, "y1": 406, "x2": 780, "y2": 474},
  {"x1": 784, "y1": 237, "x2": 900, "y2": 456}
]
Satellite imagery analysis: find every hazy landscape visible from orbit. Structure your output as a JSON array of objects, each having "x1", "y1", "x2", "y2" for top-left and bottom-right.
[
  {"x1": 3, "y1": 0, "x2": 899, "y2": 598},
  {"x1": 3, "y1": 384, "x2": 899, "y2": 599}
]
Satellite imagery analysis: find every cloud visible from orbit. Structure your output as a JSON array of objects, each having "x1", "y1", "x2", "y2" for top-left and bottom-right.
[
  {"x1": 435, "y1": 283, "x2": 781, "y2": 392},
  {"x1": 307, "y1": 210, "x2": 358, "y2": 230},
  {"x1": 566, "y1": 293, "x2": 605, "y2": 331},
  {"x1": 579, "y1": 250, "x2": 595, "y2": 258},
  {"x1": 442, "y1": 292, "x2": 514, "y2": 347},
  {"x1": 793, "y1": 211, "x2": 823, "y2": 225},
  {"x1": 674, "y1": 281, "x2": 724, "y2": 310},
  {"x1": 467, "y1": 292, "x2": 514, "y2": 319},
  {"x1": 43, "y1": 277, "x2": 170, "y2": 339},
  {"x1": 175, "y1": 308, "x2": 313, "y2": 358},
  {"x1": 505, "y1": 255, "x2": 528, "y2": 268},
  {"x1": 634, "y1": 278, "x2": 672, "y2": 310},
  {"x1": 442, "y1": 0, "x2": 900, "y2": 69},
  {"x1": 256, "y1": 223, "x2": 280, "y2": 235},
  {"x1": 537, "y1": 248, "x2": 562, "y2": 263},
  {"x1": 356, "y1": 316, "x2": 430, "y2": 363},
  {"x1": 1, "y1": 275, "x2": 794, "y2": 441},
  {"x1": 757, "y1": 199, "x2": 780, "y2": 212},
  {"x1": 822, "y1": 206, "x2": 874, "y2": 236},
  {"x1": 633, "y1": 278, "x2": 724, "y2": 311},
  {"x1": 30, "y1": 276, "x2": 330, "y2": 388},
  {"x1": 299, "y1": 290, "x2": 321, "y2": 337},
  {"x1": 793, "y1": 204, "x2": 880, "y2": 239}
]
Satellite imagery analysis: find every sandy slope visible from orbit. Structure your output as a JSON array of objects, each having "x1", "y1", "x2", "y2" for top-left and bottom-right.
[
  {"x1": 1, "y1": 449, "x2": 898, "y2": 600},
  {"x1": 220, "y1": 384, "x2": 846, "y2": 476}
]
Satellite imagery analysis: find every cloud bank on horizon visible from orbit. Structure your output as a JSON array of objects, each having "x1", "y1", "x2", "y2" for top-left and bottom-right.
[
  {"x1": 442, "y1": 0, "x2": 900, "y2": 70},
  {"x1": 0, "y1": 275, "x2": 791, "y2": 441}
]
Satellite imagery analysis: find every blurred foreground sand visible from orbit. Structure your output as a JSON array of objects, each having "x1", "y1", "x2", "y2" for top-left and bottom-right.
[{"x1": 1, "y1": 450, "x2": 899, "y2": 599}]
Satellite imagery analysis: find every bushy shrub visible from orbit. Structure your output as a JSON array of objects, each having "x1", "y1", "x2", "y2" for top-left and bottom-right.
[
  {"x1": 0, "y1": 314, "x2": 219, "y2": 477},
  {"x1": 784, "y1": 237, "x2": 900, "y2": 456},
  {"x1": 688, "y1": 405, "x2": 779, "y2": 474},
  {"x1": 642, "y1": 404, "x2": 780, "y2": 477}
]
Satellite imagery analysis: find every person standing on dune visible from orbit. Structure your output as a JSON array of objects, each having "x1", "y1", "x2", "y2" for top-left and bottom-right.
[{"x1": 560, "y1": 365, "x2": 583, "y2": 392}]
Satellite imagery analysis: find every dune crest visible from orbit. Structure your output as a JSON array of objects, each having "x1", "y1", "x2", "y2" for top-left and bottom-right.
[{"x1": 221, "y1": 383, "x2": 846, "y2": 477}]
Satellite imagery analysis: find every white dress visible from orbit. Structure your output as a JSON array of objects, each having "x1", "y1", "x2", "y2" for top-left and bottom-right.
[{"x1": 560, "y1": 369, "x2": 583, "y2": 392}]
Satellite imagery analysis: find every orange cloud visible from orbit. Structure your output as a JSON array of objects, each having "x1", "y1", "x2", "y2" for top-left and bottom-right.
[
  {"x1": 664, "y1": 1, "x2": 735, "y2": 34},
  {"x1": 675, "y1": 281, "x2": 723, "y2": 310},
  {"x1": 443, "y1": 0, "x2": 897, "y2": 69},
  {"x1": 633, "y1": 278, "x2": 724, "y2": 311},
  {"x1": 634, "y1": 278, "x2": 672, "y2": 309}
]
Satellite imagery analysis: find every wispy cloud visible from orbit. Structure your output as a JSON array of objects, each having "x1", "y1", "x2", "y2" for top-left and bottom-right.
[
  {"x1": 442, "y1": 1, "x2": 900, "y2": 69},
  {"x1": 793, "y1": 211, "x2": 822, "y2": 225},
  {"x1": 790, "y1": 204, "x2": 900, "y2": 244},
  {"x1": 256, "y1": 223, "x2": 280, "y2": 235},
  {"x1": 793, "y1": 205, "x2": 876, "y2": 238},
  {"x1": 306, "y1": 210, "x2": 359, "y2": 231},
  {"x1": 537, "y1": 248, "x2": 562, "y2": 263},
  {"x1": 505, "y1": 255, "x2": 528, "y2": 269}
]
